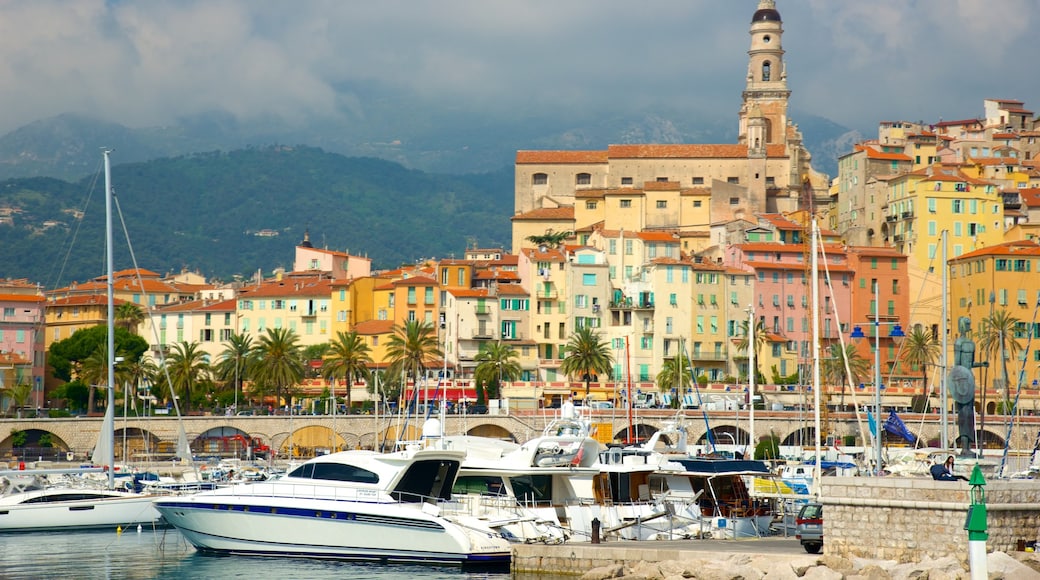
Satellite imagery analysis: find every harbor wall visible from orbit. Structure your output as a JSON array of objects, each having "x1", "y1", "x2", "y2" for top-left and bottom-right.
[{"x1": 821, "y1": 476, "x2": 1040, "y2": 563}]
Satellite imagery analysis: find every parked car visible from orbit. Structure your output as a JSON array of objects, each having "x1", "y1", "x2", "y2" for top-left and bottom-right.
[
  {"x1": 795, "y1": 502, "x2": 823, "y2": 554},
  {"x1": 589, "y1": 401, "x2": 614, "y2": 410}
]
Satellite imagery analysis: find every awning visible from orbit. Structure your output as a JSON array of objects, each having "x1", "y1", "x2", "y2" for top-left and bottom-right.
[{"x1": 404, "y1": 387, "x2": 478, "y2": 401}]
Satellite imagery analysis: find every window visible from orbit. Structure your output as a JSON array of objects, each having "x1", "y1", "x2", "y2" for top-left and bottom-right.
[
  {"x1": 656, "y1": 200, "x2": 667, "y2": 209},
  {"x1": 928, "y1": 198, "x2": 936, "y2": 213},
  {"x1": 692, "y1": 177, "x2": 704, "y2": 185},
  {"x1": 952, "y1": 199, "x2": 964, "y2": 213},
  {"x1": 533, "y1": 173, "x2": 547, "y2": 185},
  {"x1": 425, "y1": 287, "x2": 434, "y2": 304},
  {"x1": 576, "y1": 173, "x2": 591, "y2": 185},
  {"x1": 625, "y1": 240, "x2": 633, "y2": 255},
  {"x1": 621, "y1": 177, "x2": 633, "y2": 185},
  {"x1": 693, "y1": 200, "x2": 702, "y2": 207},
  {"x1": 407, "y1": 287, "x2": 416, "y2": 305},
  {"x1": 582, "y1": 273, "x2": 597, "y2": 286},
  {"x1": 620, "y1": 199, "x2": 632, "y2": 208},
  {"x1": 730, "y1": 197, "x2": 739, "y2": 205},
  {"x1": 669, "y1": 293, "x2": 677, "y2": 306},
  {"x1": 586, "y1": 201, "x2": 597, "y2": 210},
  {"x1": 727, "y1": 177, "x2": 739, "y2": 184}
]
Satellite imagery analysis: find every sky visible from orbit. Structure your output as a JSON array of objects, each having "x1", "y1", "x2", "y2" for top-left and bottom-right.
[{"x1": 0, "y1": 0, "x2": 1037, "y2": 137}]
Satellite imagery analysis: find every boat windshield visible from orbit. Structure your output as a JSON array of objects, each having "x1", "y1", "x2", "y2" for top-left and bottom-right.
[
  {"x1": 391, "y1": 459, "x2": 460, "y2": 502},
  {"x1": 288, "y1": 462, "x2": 379, "y2": 484}
]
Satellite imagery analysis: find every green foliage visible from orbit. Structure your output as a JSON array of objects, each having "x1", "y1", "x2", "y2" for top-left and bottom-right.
[
  {"x1": 561, "y1": 327, "x2": 613, "y2": 397},
  {"x1": 47, "y1": 325, "x2": 148, "y2": 382},
  {"x1": 0, "y1": 147, "x2": 513, "y2": 285},
  {"x1": 52, "y1": 380, "x2": 88, "y2": 413},
  {"x1": 754, "y1": 434, "x2": 781, "y2": 461},
  {"x1": 38, "y1": 433, "x2": 53, "y2": 448},
  {"x1": 770, "y1": 365, "x2": 800, "y2": 385},
  {"x1": 10, "y1": 430, "x2": 26, "y2": 448},
  {"x1": 474, "y1": 342, "x2": 522, "y2": 405}
]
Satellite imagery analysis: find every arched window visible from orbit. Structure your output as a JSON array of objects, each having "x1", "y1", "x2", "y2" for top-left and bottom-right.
[
  {"x1": 533, "y1": 173, "x2": 548, "y2": 185},
  {"x1": 762, "y1": 61, "x2": 771, "y2": 81},
  {"x1": 576, "y1": 173, "x2": 591, "y2": 185}
]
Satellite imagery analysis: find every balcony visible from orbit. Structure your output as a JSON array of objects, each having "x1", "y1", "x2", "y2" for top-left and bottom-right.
[
  {"x1": 301, "y1": 310, "x2": 318, "y2": 318},
  {"x1": 689, "y1": 350, "x2": 728, "y2": 362},
  {"x1": 536, "y1": 290, "x2": 558, "y2": 300},
  {"x1": 471, "y1": 329, "x2": 494, "y2": 340},
  {"x1": 900, "y1": 210, "x2": 913, "y2": 219},
  {"x1": 893, "y1": 233, "x2": 905, "y2": 243},
  {"x1": 885, "y1": 214, "x2": 897, "y2": 222},
  {"x1": 474, "y1": 304, "x2": 491, "y2": 315}
]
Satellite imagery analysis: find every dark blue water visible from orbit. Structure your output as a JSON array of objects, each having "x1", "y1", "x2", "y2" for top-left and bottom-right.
[{"x1": 0, "y1": 528, "x2": 518, "y2": 580}]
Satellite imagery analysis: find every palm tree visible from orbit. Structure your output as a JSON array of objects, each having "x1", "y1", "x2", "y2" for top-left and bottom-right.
[
  {"x1": 123, "y1": 357, "x2": 158, "y2": 414},
  {"x1": 473, "y1": 341, "x2": 522, "y2": 404},
  {"x1": 821, "y1": 343, "x2": 870, "y2": 405},
  {"x1": 322, "y1": 331, "x2": 373, "y2": 413},
  {"x1": 560, "y1": 327, "x2": 614, "y2": 398},
  {"x1": 977, "y1": 309, "x2": 1023, "y2": 399},
  {"x1": 253, "y1": 328, "x2": 306, "y2": 412},
  {"x1": 1, "y1": 383, "x2": 33, "y2": 418},
  {"x1": 215, "y1": 333, "x2": 256, "y2": 410},
  {"x1": 165, "y1": 341, "x2": 211, "y2": 413},
  {"x1": 115, "y1": 302, "x2": 146, "y2": 334},
  {"x1": 77, "y1": 343, "x2": 131, "y2": 414},
  {"x1": 901, "y1": 325, "x2": 940, "y2": 397},
  {"x1": 385, "y1": 320, "x2": 442, "y2": 404},
  {"x1": 656, "y1": 351, "x2": 692, "y2": 403},
  {"x1": 736, "y1": 318, "x2": 768, "y2": 383}
]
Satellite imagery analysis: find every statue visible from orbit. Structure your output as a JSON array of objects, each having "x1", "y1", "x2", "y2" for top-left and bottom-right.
[{"x1": 948, "y1": 317, "x2": 987, "y2": 456}]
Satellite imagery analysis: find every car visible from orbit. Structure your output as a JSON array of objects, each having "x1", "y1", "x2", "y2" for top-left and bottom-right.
[
  {"x1": 795, "y1": 502, "x2": 823, "y2": 554},
  {"x1": 589, "y1": 401, "x2": 614, "y2": 410}
]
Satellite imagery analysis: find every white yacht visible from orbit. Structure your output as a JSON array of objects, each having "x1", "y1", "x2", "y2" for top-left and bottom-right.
[
  {"x1": 0, "y1": 471, "x2": 161, "y2": 532},
  {"x1": 154, "y1": 446, "x2": 511, "y2": 567}
]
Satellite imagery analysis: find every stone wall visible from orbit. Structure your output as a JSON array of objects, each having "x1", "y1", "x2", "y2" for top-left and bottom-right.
[{"x1": 821, "y1": 476, "x2": 1040, "y2": 563}]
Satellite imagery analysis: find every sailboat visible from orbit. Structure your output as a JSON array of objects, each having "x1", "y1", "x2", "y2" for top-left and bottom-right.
[{"x1": 0, "y1": 151, "x2": 162, "y2": 532}]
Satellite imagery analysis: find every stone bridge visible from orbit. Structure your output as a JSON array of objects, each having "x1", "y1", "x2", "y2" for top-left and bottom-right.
[{"x1": 3, "y1": 409, "x2": 1039, "y2": 463}]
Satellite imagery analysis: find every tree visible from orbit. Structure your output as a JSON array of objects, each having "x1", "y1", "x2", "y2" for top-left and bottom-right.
[
  {"x1": 821, "y1": 343, "x2": 870, "y2": 405},
  {"x1": 656, "y1": 352, "x2": 692, "y2": 401},
  {"x1": 253, "y1": 328, "x2": 305, "y2": 412},
  {"x1": 76, "y1": 343, "x2": 133, "y2": 414},
  {"x1": 901, "y1": 325, "x2": 940, "y2": 397},
  {"x1": 322, "y1": 331, "x2": 373, "y2": 412},
  {"x1": 48, "y1": 325, "x2": 148, "y2": 382},
  {"x1": 385, "y1": 321, "x2": 442, "y2": 405},
  {"x1": 736, "y1": 318, "x2": 768, "y2": 383},
  {"x1": 165, "y1": 341, "x2": 211, "y2": 413},
  {"x1": 561, "y1": 327, "x2": 614, "y2": 398},
  {"x1": 473, "y1": 341, "x2": 522, "y2": 404},
  {"x1": 215, "y1": 333, "x2": 256, "y2": 408},
  {"x1": 1, "y1": 383, "x2": 33, "y2": 417},
  {"x1": 526, "y1": 229, "x2": 573, "y2": 249},
  {"x1": 977, "y1": 309, "x2": 1023, "y2": 400},
  {"x1": 115, "y1": 302, "x2": 146, "y2": 334}
]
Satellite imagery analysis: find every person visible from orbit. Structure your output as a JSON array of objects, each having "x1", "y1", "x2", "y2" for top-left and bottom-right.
[{"x1": 930, "y1": 455, "x2": 968, "y2": 481}]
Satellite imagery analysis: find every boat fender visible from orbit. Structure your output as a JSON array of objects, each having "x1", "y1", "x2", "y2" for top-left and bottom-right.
[{"x1": 609, "y1": 449, "x2": 622, "y2": 465}]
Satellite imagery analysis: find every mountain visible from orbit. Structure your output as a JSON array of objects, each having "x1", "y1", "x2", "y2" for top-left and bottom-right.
[
  {"x1": 0, "y1": 146, "x2": 514, "y2": 287},
  {"x1": 0, "y1": 103, "x2": 855, "y2": 182}
]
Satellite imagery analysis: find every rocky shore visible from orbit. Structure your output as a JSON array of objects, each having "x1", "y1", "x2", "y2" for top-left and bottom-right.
[{"x1": 578, "y1": 551, "x2": 1040, "y2": 580}]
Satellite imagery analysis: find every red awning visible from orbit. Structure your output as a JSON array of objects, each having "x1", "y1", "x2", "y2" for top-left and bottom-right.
[{"x1": 404, "y1": 387, "x2": 479, "y2": 401}]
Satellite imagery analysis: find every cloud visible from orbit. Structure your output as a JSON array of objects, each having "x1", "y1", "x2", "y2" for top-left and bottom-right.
[{"x1": 0, "y1": 1, "x2": 1036, "y2": 136}]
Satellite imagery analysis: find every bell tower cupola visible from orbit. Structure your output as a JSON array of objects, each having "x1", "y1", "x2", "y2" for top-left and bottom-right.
[{"x1": 738, "y1": 0, "x2": 790, "y2": 148}]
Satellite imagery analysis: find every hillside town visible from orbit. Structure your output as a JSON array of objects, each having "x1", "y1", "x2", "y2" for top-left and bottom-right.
[{"x1": 2, "y1": 0, "x2": 1040, "y2": 427}]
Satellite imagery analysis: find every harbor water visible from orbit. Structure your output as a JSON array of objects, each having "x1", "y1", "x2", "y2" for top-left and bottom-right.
[{"x1": 0, "y1": 527, "x2": 522, "y2": 580}]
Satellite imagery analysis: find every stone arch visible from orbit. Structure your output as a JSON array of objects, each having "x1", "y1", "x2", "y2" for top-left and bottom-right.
[
  {"x1": 113, "y1": 427, "x2": 164, "y2": 462},
  {"x1": 977, "y1": 429, "x2": 1006, "y2": 449},
  {"x1": 465, "y1": 423, "x2": 515, "y2": 442},
  {"x1": 275, "y1": 425, "x2": 343, "y2": 458},
  {"x1": 782, "y1": 426, "x2": 816, "y2": 447},
  {"x1": 0, "y1": 428, "x2": 71, "y2": 462},
  {"x1": 614, "y1": 423, "x2": 657, "y2": 445},
  {"x1": 697, "y1": 425, "x2": 750, "y2": 448}
]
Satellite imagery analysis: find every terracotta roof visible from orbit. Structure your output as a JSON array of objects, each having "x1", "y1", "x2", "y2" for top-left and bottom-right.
[
  {"x1": 574, "y1": 189, "x2": 607, "y2": 199},
  {"x1": 521, "y1": 247, "x2": 566, "y2": 261},
  {"x1": 473, "y1": 270, "x2": 519, "y2": 281},
  {"x1": 392, "y1": 275, "x2": 437, "y2": 287},
  {"x1": 449, "y1": 288, "x2": 490, "y2": 299},
  {"x1": 758, "y1": 213, "x2": 802, "y2": 230},
  {"x1": 846, "y1": 246, "x2": 906, "y2": 258},
  {"x1": 354, "y1": 320, "x2": 395, "y2": 335},
  {"x1": 497, "y1": 284, "x2": 530, "y2": 296},
  {"x1": 238, "y1": 277, "x2": 333, "y2": 298},
  {"x1": 516, "y1": 151, "x2": 609, "y2": 164},
  {"x1": 952, "y1": 240, "x2": 1040, "y2": 261},
  {"x1": 635, "y1": 231, "x2": 680, "y2": 242},
  {"x1": 642, "y1": 181, "x2": 681, "y2": 191},
  {"x1": 197, "y1": 299, "x2": 237, "y2": 312},
  {"x1": 862, "y1": 148, "x2": 912, "y2": 162},
  {"x1": 934, "y1": 119, "x2": 982, "y2": 128},
  {"x1": 1019, "y1": 188, "x2": 1040, "y2": 208},
  {"x1": 0, "y1": 294, "x2": 45, "y2": 303},
  {"x1": 744, "y1": 260, "x2": 853, "y2": 273},
  {"x1": 47, "y1": 295, "x2": 129, "y2": 307},
  {"x1": 510, "y1": 207, "x2": 575, "y2": 221}
]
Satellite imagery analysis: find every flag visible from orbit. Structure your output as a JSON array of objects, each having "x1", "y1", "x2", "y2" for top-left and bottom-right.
[
  {"x1": 883, "y1": 410, "x2": 917, "y2": 444},
  {"x1": 867, "y1": 410, "x2": 877, "y2": 438}
]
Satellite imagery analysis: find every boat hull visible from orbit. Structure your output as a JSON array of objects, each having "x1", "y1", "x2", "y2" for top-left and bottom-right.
[
  {"x1": 0, "y1": 492, "x2": 161, "y2": 532},
  {"x1": 155, "y1": 493, "x2": 511, "y2": 567}
]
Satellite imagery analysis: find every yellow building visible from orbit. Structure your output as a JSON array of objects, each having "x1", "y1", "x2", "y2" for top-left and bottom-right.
[
  {"x1": 948, "y1": 240, "x2": 1040, "y2": 401},
  {"x1": 235, "y1": 274, "x2": 333, "y2": 348}
]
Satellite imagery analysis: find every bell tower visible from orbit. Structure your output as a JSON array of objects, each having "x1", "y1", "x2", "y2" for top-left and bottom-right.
[{"x1": 738, "y1": 0, "x2": 790, "y2": 147}]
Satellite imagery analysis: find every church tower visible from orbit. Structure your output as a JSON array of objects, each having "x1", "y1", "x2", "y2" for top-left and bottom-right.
[{"x1": 738, "y1": 0, "x2": 790, "y2": 147}]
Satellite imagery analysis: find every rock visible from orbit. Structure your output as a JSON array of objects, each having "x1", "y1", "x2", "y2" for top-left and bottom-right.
[
  {"x1": 844, "y1": 563, "x2": 891, "y2": 580},
  {"x1": 819, "y1": 554, "x2": 854, "y2": 573},
  {"x1": 988, "y1": 551, "x2": 1040, "y2": 580},
  {"x1": 581, "y1": 563, "x2": 624, "y2": 580},
  {"x1": 801, "y1": 565, "x2": 843, "y2": 580}
]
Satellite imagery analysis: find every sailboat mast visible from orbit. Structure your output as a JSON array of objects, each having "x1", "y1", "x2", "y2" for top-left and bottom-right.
[
  {"x1": 810, "y1": 219, "x2": 822, "y2": 499},
  {"x1": 104, "y1": 149, "x2": 116, "y2": 491}
]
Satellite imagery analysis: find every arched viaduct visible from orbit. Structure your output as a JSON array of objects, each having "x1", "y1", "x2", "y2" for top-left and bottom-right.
[{"x1": 4, "y1": 410, "x2": 1038, "y2": 463}]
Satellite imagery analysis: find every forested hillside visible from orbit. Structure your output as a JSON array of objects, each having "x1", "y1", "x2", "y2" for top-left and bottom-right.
[{"x1": 0, "y1": 146, "x2": 514, "y2": 287}]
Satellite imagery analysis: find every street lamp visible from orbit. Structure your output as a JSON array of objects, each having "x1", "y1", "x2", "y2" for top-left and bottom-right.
[{"x1": 851, "y1": 293, "x2": 904, "y2": 477}]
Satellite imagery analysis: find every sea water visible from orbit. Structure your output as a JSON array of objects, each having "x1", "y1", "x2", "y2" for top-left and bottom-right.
[{"x1": 0, "y1": 528, "x2": 526, "y2": 580}]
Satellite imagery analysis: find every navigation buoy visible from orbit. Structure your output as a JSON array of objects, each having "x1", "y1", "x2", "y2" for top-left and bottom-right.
[
  {"x1": 137, "y1": 525, "x2": 142, "y2": 533},
  {"x1": 116, "y1": 526, "x2": 123, "y2": 535}
]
